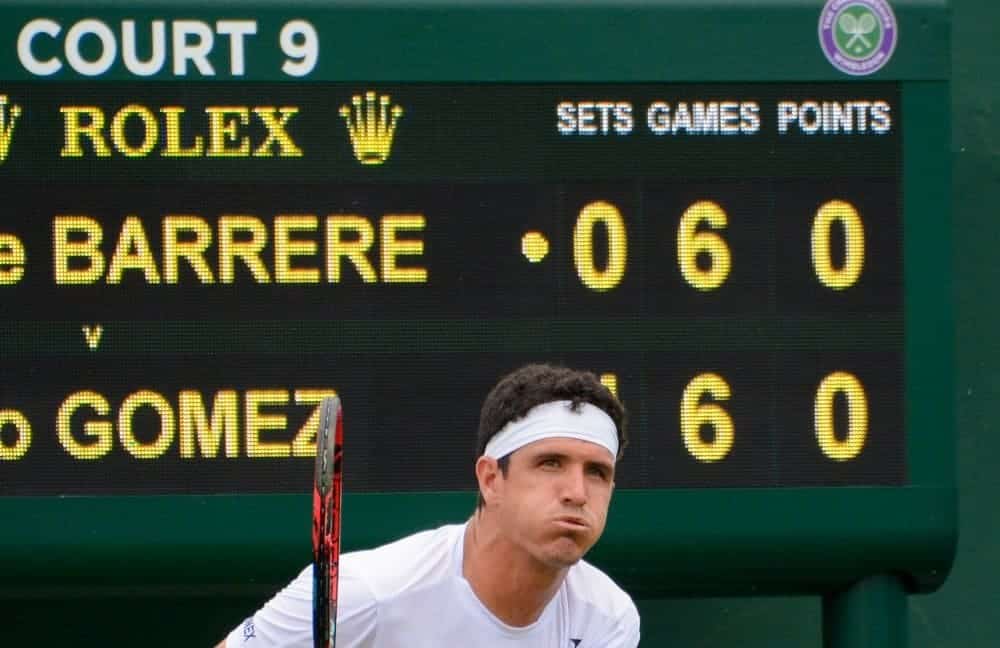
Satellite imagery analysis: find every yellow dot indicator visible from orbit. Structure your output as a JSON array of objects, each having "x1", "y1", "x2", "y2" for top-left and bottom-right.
[{"x1": 521, "y1": 231, "x2": 549, "y2": 263}]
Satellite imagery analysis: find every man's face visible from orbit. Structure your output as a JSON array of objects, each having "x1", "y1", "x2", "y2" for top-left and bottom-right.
[{"x1": 492, "y1": 437, "x2": 616, "y2": 569}]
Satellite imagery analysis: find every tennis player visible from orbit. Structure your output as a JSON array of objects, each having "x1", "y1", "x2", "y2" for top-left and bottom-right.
[{"x1": 218, "y1": 363, "x2": 640, "y2": 647}]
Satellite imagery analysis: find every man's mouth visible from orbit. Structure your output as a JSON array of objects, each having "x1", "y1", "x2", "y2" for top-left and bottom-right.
[{"x1": 553, "y1": 516, "x2": 589, "y2": 530}]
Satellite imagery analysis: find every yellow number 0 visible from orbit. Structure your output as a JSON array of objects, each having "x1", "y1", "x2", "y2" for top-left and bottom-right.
[
  {"x1": 680, "y1": 373, "x2": 734, "y2": 462},
  {"x1": 573, "y1": 201, "x2": 627, "y2": 291},
  {"x1": 814, "y1": 371, "x2": 868, "y2": 461},
  {"x1": 677, "y1": 201, "x2": 731, "y2": 291},
  {"x1": 811, "y1": 200, "x2": 865, "y2": 290}
]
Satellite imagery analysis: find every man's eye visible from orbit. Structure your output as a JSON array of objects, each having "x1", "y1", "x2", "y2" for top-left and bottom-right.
[
  {"x1": 588, "y1": 467, "x2": 609, "y2": 479},
  {"x1": 541, "y1": 458, "x2": 560, "y2": 467}
]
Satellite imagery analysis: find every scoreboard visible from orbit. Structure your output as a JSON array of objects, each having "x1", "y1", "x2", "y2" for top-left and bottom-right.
[{"x1": 0, "y1": 1, "x2": 954, "y2": 598}]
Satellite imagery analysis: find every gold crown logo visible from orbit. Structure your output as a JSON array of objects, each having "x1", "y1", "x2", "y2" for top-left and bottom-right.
[
  {"x1": 339, "y1": 91, "x2": 403, "y2": 166},
  {"x1": 0, "y1": 95, "x2": 22, "y2": 164}
]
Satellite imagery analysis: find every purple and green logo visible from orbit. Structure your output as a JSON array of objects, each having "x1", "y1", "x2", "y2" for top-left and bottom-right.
[{"x1": 819, "y1": 0, "x2": 897, "y2": 76}]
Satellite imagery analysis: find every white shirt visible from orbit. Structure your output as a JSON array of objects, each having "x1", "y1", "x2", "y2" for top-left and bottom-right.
[{"x1": 225, "y1": 523, "x2": 640, "y2": 648}]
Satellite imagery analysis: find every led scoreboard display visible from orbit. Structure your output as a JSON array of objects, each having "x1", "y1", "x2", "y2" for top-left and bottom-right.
[
  {"x1": 1, "y1": 83, "x2": 905, "y2": 495},
  {"x1": 0, "y1": 1, "x2": 954, "y2": 599}
]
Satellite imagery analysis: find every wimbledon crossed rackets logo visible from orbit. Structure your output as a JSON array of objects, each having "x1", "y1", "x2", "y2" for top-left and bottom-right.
[
  {"x1": 819, "y1": 0, "x2": 897, "y2": 76},
  {"x1": 837, "y1": 8, "x2": 881, "y2": 58}
]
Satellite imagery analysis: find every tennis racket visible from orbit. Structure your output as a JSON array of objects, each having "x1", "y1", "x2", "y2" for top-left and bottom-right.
[{"x1": 312, "y1": 396, "x2": 344, "y2": 648}]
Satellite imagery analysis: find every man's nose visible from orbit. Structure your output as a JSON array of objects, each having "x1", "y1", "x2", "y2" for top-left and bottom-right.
[{"x1": 560, "y1": 466, "x2": 588, "y2": 505}]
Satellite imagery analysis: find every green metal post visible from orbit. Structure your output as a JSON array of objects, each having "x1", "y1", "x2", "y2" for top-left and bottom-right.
[{"x1": 823, "y1": 574, "x2": 908, "y2": 648}]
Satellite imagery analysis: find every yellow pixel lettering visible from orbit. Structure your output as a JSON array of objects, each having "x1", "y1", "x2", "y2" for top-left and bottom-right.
[
  {"x1": 53, "y1": 216, "x2": 105, "y2": 285},
  {"x1": 0, "y1": 233, "x2": 26, "y2": 285},
  {"x1": 60, "y1": 107, "x2": 112, "y2": 157},
  {"x1": 219, "y1": 215, "x2": 270, "y2": 283},
  {"x1": 381, "y1": 214, "x2": 427, "y2": 283},
  {"x1": 57, "y1": 391, "x2": 113, "y2": 460},
  {"x1": 163, "y1": 215, "x2": 215, "y2": 283},
  {"x1": 274, "y1": 215, "x2": 320, "y2": 284},
  {"x1": 178, "y1": 390, "x2": 239, "y2": 458},
  {"x1": 0, "y1": 410, "x2": 31, "y2": 461},
  {"x1": 245, "y1": 389, "x2": 290, "y2": 458},
  {"x1": 206, "y1": 107, "x2": 250, "y2": 157},
  {"x1": 109, "y1": 105, "x2": 159, "y2": 157},
  {"x1": 292, "y1": 389, "x2": 338, "y2": 457},
  {"x1": 253, "y1": 107, "x2": 303, "y2": 157},
  {"x1": 118, "y1": 390, "x2": 174, "y2": 459},
  {"x1": 106, "y1": 216, "x2": 161, "y2": 284},
  {"x1": 326, "y1": 215, "x2": 377, "y2": 283},
  {"x1": 160, "y1": 107, "x2": 206, "y2": 157}
]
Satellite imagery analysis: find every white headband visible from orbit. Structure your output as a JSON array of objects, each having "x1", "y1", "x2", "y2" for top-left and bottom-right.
[{"x1": 483, "y1": 400, "x2": 619, "y2": 460}]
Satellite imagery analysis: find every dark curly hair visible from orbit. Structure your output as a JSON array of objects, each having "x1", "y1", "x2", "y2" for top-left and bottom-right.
[{"x1": 475, "y1": 363, "x2": 627, "y2": 509}]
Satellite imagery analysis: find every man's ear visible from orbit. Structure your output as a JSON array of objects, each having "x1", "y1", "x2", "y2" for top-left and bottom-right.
[{"x1": 475, "y1": 456, "x2": 502, "y2": 506}]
